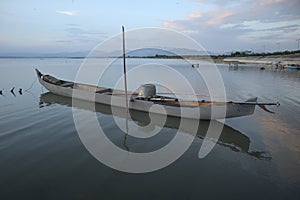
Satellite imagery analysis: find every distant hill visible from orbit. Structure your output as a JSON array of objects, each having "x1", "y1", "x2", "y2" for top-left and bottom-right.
[
  {"x1": 127, "y1": 48, "x2": 176, "y2": 57},
  {"x1": 0, "y1": 48, "x2": 217, "y2": 58},
  {"x1": 121, "y1": 48, "x2": 216, "y2": 57},
  {"x1": 0, "y1": 51, "x2": 90, "y2": 58}
]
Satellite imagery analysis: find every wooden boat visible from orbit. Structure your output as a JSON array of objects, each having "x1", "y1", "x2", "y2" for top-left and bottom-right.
[{"x1": 35, "y1": 69, "x2": 279, "y2": 120}]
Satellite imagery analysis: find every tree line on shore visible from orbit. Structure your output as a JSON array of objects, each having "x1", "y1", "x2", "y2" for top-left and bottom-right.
[
  {"x1": 225, "y1": 50, "x2": 300, "y2": 57},
  {"x1": 127, "y1": 50, "x2": 300, "y2": 59}
]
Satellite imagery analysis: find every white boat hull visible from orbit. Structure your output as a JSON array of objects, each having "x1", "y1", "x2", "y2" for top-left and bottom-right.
[{"x1": 37, "y1": 72, "x2": 256, "y2": 120}]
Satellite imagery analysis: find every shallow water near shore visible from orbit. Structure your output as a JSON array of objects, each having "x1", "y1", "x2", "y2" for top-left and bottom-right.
[{"x1": 0, "y1": 58, "x2": 299, "y2": 199}]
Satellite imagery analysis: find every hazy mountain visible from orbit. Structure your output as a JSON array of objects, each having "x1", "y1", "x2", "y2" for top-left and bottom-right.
[
  {"x1": 0, "y1": 48, "x2": 218, "y2": 58},
  {"x1": 0, "y1": 51, "x2": 90, "y2": 58},
  {"x1": 126, "y1": 48, "x2": 218, "y2": 56}
]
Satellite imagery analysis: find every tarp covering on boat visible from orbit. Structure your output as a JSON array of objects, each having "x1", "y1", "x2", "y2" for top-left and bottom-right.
[{"x1": 43, "y1": 75, "x2": 63, "y2": 85}]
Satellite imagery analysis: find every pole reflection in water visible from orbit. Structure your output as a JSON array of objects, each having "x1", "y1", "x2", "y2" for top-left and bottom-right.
[{"x1": 39, "y1": 92, "x2": 271, "y2": 160}]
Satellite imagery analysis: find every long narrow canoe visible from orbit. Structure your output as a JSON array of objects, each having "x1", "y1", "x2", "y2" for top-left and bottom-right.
[{"x1": 36, "y1": 69, "x2": 278, "y2": 120}]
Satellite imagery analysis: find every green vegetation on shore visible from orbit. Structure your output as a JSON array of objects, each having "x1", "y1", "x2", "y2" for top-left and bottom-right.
[{"x1": 226, "y1": 50, "x2": 300, "y2": 57}]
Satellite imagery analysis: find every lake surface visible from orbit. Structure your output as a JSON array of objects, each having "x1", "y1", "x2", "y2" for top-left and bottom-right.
[{"x1": 0, "y1": 58, "x2": 299, "y2": 199}]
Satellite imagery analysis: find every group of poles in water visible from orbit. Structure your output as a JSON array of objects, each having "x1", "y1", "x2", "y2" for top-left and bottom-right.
[{"x1": 0, "y1": 87, "x2": 23, "y2": 96}]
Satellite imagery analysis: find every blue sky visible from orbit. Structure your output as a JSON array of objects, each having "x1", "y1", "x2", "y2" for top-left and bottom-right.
[{"x1": 1, "y1": 0, "x2": 300, "y2": 54}]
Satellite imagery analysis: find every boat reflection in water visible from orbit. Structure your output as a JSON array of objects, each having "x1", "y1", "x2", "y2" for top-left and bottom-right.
[{"x1": 40, "y1": 92, "x2": 271, "y2": 160}]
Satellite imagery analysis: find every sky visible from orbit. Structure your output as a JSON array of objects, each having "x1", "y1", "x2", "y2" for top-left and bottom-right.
[{"x1": 1, "y1": 0, "x2": 300, "y2": 55}]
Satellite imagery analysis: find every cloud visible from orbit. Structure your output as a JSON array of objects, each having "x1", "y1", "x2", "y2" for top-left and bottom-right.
[
  {"x1": 163, "y1": 21, "x2": 187, "y2": 31},
  {"x1": 162, "y1": 0, "x2": 300, "y2": 52},
  {"x1": 206, "y1": 10, "x2": 233, "y2": 25},
  {"x1": 55, "y1": 26, "x2": 108, "y2": 48},
  {"x1": 238, "y1": 19, "x2": 300, "y2": 42},
  {"x1": 56, "y1": 10, "x2": 77, "y2": 16},
  {"x1": 187, "y1": 11, "x2": 203, "y2": 20},
  {"x1": 259, "y1": 0, "x2": 285, "y2": 6},
  {"x1": 64, "y1": 27, "x2": 106, "y2": 36}
]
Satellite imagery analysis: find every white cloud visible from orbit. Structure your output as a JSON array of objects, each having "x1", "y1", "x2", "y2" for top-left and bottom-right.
[
  {"x1": 56, "y1": 10, "x2": 77, "y2": 16},
  {"x1": 220, "y1": 23, "x2": 237, "y2": 29},
  {"x1": 206, "y1": 10, "x2": 233, "y2": 25},
  {"x1": 240, "y1": 19, "x2": 300, "y2": 31},
  {"x1": 259, "y1": 0, "x2": 285, "y2": 6},
  {"x1": 162, "y1": 0, "x2": 300, "y2": 52},
  {"x1": 186, "y1": 11, "x2": 203, "y2": 20}
]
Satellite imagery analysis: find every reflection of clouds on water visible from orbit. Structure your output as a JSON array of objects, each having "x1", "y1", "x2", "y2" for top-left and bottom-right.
[
  {"x1": 257, "y1": 113, "x2": 300, "y2": 183},
  {"x1": 221, "y1": 64, "x2": 299, "y2": 183}
]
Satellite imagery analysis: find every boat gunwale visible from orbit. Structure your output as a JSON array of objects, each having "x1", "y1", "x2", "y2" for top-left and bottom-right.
[
  {"x1": 38, "y1": 72, "x2": 257, "y2": 108},
  {"x1": 36, "y1": 69, "x2": 260, "y2": 119}
]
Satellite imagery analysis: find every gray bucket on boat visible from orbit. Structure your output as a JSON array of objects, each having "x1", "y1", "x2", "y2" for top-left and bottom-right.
[{"x1": 138, "y1": 84, "x2": 156, "y2": 98}]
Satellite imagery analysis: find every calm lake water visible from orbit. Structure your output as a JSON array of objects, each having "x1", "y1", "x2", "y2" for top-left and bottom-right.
[{"x1": 0, "y1": 58, "x2": 299, "y2": 199}]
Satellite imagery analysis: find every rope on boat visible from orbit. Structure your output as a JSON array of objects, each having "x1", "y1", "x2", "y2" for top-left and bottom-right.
[{"x1": 25, "y1": 76, "x2": 38, "y2": 91}]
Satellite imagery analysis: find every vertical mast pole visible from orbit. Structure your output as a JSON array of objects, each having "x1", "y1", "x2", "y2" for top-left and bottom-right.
[{"x1": 122, "y1": 26, "x2": 129, "y2": 114}]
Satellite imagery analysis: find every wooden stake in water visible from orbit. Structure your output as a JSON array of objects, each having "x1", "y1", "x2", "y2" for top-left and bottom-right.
[{"x1": 122, "y1": 26, "x2": 129, "y2": 114}]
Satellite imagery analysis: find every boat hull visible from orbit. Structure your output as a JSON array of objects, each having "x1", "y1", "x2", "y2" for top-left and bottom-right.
[{"x1": 38, "y1": 75, "x2": 256, "y2": 120}]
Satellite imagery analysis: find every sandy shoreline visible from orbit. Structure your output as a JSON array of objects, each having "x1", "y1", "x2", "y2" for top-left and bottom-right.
[
  {"x1": 184, "y1": 53, "x2": 300, "y2": 68},
  {"x1": 221, "y1": 53, "x2": 300, "y2": 66}
]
